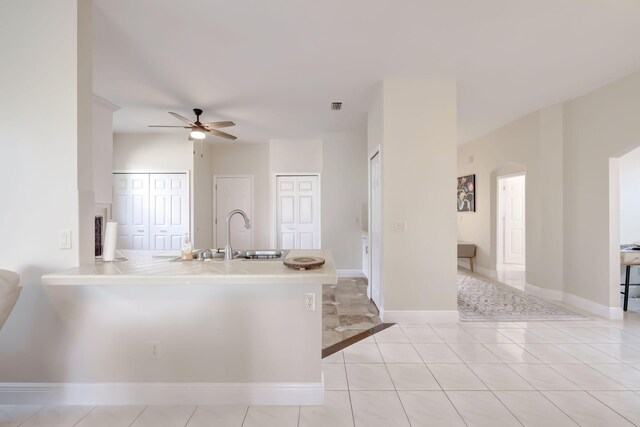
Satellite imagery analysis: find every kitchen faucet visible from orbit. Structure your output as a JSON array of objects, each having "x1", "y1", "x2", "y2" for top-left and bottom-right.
[{"x1": 224, "y1": 209, "x2": 251, "y2": 260}]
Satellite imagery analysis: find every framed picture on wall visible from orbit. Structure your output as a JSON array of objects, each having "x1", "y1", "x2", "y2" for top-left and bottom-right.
[{"x1": 457, "y1": 174, "x2": 475, "y2": 212}]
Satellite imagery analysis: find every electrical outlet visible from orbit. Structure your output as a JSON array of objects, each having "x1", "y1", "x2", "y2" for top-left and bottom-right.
[
  {"x1": 305, "y1": 293, "x2": 315, "y2": 311},
  {"x1": 150, "y1": 341, "x2": 161, "y2": 359}
]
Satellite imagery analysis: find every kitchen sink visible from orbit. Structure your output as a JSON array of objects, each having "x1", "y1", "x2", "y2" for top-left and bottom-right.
[
  {"x1": 188, "y1": 249, "x2": 286, "y2": 261},
  {"x1": 237, "y1": 250, "x2": 287, "y2": 260}
]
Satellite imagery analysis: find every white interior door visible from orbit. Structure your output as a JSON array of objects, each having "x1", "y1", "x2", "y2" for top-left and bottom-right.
[
  {"x1": 276, "y1": 175, "x2": 320, "y2": 250},
  {"x1": 501, "y1": 174, "x2": 526, "y2": 265},
  {"x1": 215, "y1": 176, "x2": 253, "y2": 249},
  {"x1": 113, "y1": 173, "x2": 149, "y2": 250},
  {"x1": 149, "y1": 173, "x2": 189, "y2": 250},
  {"x1": 370, "y1": 153, "x2": 382, "y2": 309}
]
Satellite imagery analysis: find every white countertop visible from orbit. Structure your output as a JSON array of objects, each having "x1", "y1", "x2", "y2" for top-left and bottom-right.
[{"x1": 41, "y1": 249, "x2": 337, "y2": 286}]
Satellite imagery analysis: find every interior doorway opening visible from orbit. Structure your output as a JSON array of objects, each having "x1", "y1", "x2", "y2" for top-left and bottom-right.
[
  {"x1": 617, "y1": 146, "x2": 640, "y2": 312},
  {"x1": 497, "y1": 173, "x2": 526, "y2": 290},
  {"x1": 369, "y1": 149, "x2": 382, "y2": 312}
]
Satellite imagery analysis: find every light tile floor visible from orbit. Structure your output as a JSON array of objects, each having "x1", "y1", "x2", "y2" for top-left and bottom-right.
[{"x1": 7, "y1": 314, "x2": 640, "y2": 426}]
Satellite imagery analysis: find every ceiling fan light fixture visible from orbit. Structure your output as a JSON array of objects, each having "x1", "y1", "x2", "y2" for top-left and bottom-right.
[{"x1": 190, "y1": 127, "x2": 206, "y2": 140}]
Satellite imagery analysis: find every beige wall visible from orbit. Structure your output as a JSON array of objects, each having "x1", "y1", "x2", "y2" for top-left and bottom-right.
[
  {"x1": 210, "y1": 143, "x2": 271, "y2": 249},
  {"x1": 92, "y1": 97, "x2": 118, "y2": 205},
  {"x1": 376, "y1": 79, "x2": 458, "y2": 314},
  {"x1": 193, "y1": 142, "x2": 213, "y2": 249},
  {"x1": 113, "y1": 133, "x2": 193, "y2": 172},
  {"x1": 322, "y1": 133, "x2": 368, "y2": 270},
  {"x1": 269, "y1": 139, "x2": 323, "y2": 174},
  {"x1": 457, "y1": 106, "x2": 565, "y2": 295},
  {"x1": 459, "y1": 70, "x2": 640, "y2": 316},
  {"x1": 563, "y1": 71, "x2": 640, "y2": 310}
]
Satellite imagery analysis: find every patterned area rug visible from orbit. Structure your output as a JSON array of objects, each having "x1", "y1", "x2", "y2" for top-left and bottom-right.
[{"x1": 458, "y1": 271, "x2": 585, "y2": 321}]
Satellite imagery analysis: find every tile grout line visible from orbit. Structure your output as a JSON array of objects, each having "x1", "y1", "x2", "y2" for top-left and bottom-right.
[
  {"x1": 183, "y1": 406, "x2": 198, "y2": 427},
  {"x1": 537, "y1": 391, "x2": 597, "y2": 426},
  {"x1": 128, "y1": 405, "x2": 147, "y2": 427},
  {"x1": 17, "y1": 406, "x2": 44, "y2": 427},
  {"x1": 376, "y1": 336, "x2": 416, "y2": 427},
  {"x1": 586, "y1": 390, "x2": 640, "y2": 426},
  {"x1": 240, "y1": 406, "x2": 250, "y2": 427},
  {"x1": 407, "y1": 336, "x2": 470, "y2": 427},
  {"x1": 72, "y1": 406, "x2": 96, "y2": 426},
  {"x1": 343, "y1": 352, "x2": 358, "y2": 427}
]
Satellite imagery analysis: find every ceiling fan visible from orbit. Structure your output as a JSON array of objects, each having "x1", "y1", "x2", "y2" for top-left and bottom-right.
[{"x1": 149, "y1": 108, "x2": 237, "y2": 141}]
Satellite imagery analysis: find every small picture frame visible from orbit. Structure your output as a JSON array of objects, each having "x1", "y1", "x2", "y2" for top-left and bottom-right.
[{"x1": 457, "y1": 174, "x2": 475, "y2": 212}]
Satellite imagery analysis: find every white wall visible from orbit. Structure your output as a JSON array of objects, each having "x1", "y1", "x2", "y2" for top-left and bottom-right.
[
  {"x1": 0, "y1": 0, "x2": 93, "y2": 380},
  {"x1": 210, "y1": 143, "x2": 271, "y2": 249},
  {"x1": 374, "y1": 79, "x2": 458, "y2": 315},
  {"x1": 322, "y1": 133, "x2": 367, "y2": 270}
]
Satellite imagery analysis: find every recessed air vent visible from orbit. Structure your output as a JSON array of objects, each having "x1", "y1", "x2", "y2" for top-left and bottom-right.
[{"x1": 331, "y1": 102, "x2": 342, "y2": 111}]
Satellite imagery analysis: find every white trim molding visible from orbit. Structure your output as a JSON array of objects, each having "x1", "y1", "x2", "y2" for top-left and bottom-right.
[
  {"x1": 524, "y1": 283, "x2": 564, "y2": 301},
  {"x1": 562, "y1": 292, "x2": 623, "y2": 320},
  {"x1": 525, "y1": 283, "x2": 623, "y2": 320},
  {"x1": 0, "y1": 381, "x2": 324, "y2": 406},
  {"x1": 456, "y1": 261, "x2": 496, "y2": 280},
  {"x1": 337, "y1": 269, "x2": 366, "y2": 278},
  {"x1": 382, "y1": 310, "x2": 459, "y2": 324}
]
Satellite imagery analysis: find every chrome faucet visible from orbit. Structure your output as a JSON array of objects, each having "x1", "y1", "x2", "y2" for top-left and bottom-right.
[{"x1": 224, "y1": 209, "x2": 251, "y2": 260}]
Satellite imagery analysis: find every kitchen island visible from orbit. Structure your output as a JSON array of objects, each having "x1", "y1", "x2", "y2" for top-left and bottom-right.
[{"x1": 28, "y1": 249, "x2": 337, "y2": 406}]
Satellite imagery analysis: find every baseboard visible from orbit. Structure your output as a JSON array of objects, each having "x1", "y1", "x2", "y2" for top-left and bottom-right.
[
  {"x1": 524, "y1": 283, "x2": 623, "y2": 319},
  {"x1": 0, "y1": 381, "x2": 324, "y2": 406},
  {"x1": 382, "y1": 310, "x2": 459, "y2": 324},
  {"x1": 456, "y1": 260, "x2": 496, "y2": 279},
  {"x1": 562, "y1": 292, "x2": 623, "y2": 320},
  {"x1": 525, "y1": 283, "x2": 563, "y2": 301},
  {"x1": 337, "y1": 269, "x2": 365, "y2": 278}
]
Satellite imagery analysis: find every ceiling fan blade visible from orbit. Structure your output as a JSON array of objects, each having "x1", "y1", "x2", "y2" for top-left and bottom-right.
[
  {"x1": 148, "y1": 125, "x2": 191, "y2": 128},
  {"x1": 169, "y1": 112, "x2": 195, "y2": 126},
  {"x1": 203, "y1": 121, "x2": 235, "y2": 129},
  {"x1": 206, "y1": 128, "x2": 237, "y2": 140}
]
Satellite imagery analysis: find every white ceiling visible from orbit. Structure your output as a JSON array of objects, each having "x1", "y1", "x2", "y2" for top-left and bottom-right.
[{"x1": 94, "y1": 0, "x2": 640, "y2": 144}]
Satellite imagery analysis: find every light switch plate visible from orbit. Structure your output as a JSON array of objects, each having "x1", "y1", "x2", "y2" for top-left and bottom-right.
[
  {"x1": 59, "y1": 229, "x2": 71, "y2": 249},
  {"x1": 394, "y1": 222, "x2": 407, "y2": 232}
]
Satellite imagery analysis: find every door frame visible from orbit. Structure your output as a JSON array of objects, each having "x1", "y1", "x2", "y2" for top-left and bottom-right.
[
  {"x1": 213, "y1": 175, "x2": 254, "y2": 249},
  {"x1": 497, "y1": 172, "x2": 526, "y2": 266},
  {"x1": 112, "y1": 170, "x2": 192, "y2": 248},
  {"x1": 271, "y1": 173, "x2": 322, "y2": 249},
  {"x1": 368, "y1": 146, "x2": 384, "y2": 315}
]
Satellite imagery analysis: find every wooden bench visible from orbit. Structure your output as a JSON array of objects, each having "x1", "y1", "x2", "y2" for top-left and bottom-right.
[{"x1": 458, "y1": 242, "x2": 477, "y2": 273}]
